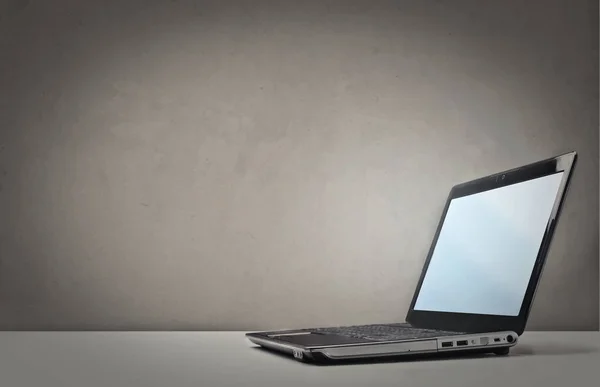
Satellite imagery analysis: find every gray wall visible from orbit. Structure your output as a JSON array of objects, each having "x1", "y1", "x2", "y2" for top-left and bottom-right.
[{"x1": 0, "y1": 0, "x2": 597, "y2": 331}]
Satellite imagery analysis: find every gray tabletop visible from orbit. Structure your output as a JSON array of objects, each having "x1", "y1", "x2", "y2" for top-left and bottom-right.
[{"x1": 0, "y1": 331, "x2": 598, "y2": 386}]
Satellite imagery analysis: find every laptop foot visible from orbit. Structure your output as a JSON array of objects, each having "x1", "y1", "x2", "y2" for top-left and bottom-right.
[{"x1": 493, "y1": 347, "x2": 510, "y2": 356}]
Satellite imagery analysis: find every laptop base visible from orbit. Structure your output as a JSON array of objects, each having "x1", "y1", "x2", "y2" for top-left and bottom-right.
[
  {"x1": 246, "y1": 328, "x2": 518, "y2": 365},
  {"x1": 249, "y1": 336, "x2": 514, "y2": 365}
]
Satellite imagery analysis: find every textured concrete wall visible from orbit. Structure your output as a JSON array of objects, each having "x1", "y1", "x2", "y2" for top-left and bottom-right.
[{"x1": 0, "y1": 0, "x2": 597, "y2": 330}]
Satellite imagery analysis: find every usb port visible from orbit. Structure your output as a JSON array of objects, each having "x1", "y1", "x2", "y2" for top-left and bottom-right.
[
  {"x1": 441, "y1": 342, "x2": 453, "y2": 348},
  {"x1": 456, "y1": 340, "x2": 468, "y2": 346},
  {"x1": 494, "y1": 338, "x2": 501, "y2": 342}
]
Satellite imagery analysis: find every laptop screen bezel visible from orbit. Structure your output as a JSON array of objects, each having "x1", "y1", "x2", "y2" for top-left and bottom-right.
[{"x1": 405, "y1": 151, "x2": 577, "y2": 336}]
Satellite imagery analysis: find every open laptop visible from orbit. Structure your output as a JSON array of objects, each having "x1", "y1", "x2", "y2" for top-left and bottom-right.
[{"x1": 246, "y1": 151, "x2": 577, "y2": 363}]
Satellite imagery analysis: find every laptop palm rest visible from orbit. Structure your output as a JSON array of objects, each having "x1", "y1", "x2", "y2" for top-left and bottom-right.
[{"x1": 271, "y1": 332, "x2": 371, "y2": 346}]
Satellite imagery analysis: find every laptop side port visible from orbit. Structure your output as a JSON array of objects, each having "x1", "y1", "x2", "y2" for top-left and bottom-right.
[
  {"x1": 456, "y1": 340, "x2": 468, "y2": 346},
  {"x1": 441, "y1": 341, "x2": 453, "y2": 348}
]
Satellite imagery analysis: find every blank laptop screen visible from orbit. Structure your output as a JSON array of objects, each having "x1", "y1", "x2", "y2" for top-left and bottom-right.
[{"x1": 413, "y1": 171, "x2": 564, "y2": 317}]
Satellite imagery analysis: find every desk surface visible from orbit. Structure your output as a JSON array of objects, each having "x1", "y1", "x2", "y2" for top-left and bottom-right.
[{"x1": 0, "y1": 331, "x2": 598, "y2": 386}]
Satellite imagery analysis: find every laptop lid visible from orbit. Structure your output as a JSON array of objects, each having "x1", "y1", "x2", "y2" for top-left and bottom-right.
[{"x1": 406, "y1": 152, "x2": 577, "y2": 336}]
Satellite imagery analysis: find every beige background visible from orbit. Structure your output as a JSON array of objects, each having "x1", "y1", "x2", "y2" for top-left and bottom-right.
[{"x1": 0, "y1": 0, "x2": 598, "y2": 331}]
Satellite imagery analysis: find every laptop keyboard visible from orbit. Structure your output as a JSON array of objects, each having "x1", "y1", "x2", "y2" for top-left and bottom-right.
[{"x1": 310, "y1": 323, "x2": 465, "y2": 342}]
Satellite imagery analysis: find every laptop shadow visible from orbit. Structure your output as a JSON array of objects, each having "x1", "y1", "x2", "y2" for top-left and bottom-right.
[
  {"x1": 250, "y1": 343, "x2": 598, "y2": 367},
  {"x1": 510, "y1": 343, "x2": 598, "y2": 357}
]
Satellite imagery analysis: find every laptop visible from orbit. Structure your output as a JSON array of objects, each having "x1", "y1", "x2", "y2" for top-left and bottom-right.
[{"x1": 246, "y1": 151, "x2": 577, "y2": 363}]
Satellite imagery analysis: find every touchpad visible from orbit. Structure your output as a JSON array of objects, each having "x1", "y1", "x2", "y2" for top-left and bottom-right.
[{"x1": 271, "y1": 332, "x2": 370, "y2": 346}]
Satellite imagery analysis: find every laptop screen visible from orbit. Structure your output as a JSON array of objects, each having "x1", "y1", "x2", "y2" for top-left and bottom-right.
[{"x1": 413, "y1": 171, "x2": 565, "y2": 317}]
